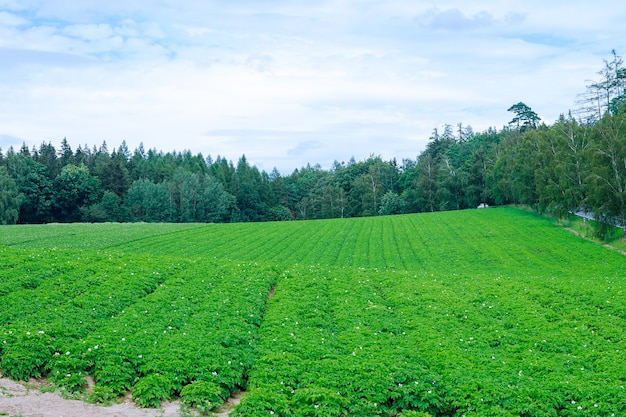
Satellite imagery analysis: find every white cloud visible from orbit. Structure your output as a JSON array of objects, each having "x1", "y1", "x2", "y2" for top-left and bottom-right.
[
  {"x1": 417, "y1": 8, "x2": 497, "y2": 31},
  {"x1": 63, "y1": 23, "x2": 114, "y2": 41},
  {"x1": 0, "y1": 1, "x2": 625, "y2": 172},
  {"x1": 0, "y1": 10, "x2": 27, "y2": 26}
]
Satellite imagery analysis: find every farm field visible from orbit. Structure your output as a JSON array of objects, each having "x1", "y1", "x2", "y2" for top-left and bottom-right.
[{"x1": 1, "y1": 207, "x2": 625, "y2": 416}]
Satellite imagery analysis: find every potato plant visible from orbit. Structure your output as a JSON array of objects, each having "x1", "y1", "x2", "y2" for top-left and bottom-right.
[{"x1": 1, "y1": 207, "x2": 625, "y2": 415}]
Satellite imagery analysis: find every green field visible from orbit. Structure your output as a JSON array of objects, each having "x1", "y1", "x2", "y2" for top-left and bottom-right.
[{"x1": 1, "y1": 207, "x2": 625, "y2": 416}]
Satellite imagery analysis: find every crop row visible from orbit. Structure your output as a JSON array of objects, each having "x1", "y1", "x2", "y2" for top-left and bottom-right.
[
  {"x1": 238, "y1": 264, "x2": 626, "y2": 416},
  {"x1": 0, "y1": 246, "x2": 280, "y2": 412},
  {"x1": 2, "y1": 208, "x2": 626, "y2": 415},
  {"x1": 138, "y1": 209, "x2": 625, "y2": 277},
  {"x1": 0, "y1": 248, "x2": 181, "y2": 380},
  {"x1": 1, "y1": 209, "x2": 618, "y2": 277},
  {"x1": 0, "y1": 222, "x2": 200, "y2": 250}
]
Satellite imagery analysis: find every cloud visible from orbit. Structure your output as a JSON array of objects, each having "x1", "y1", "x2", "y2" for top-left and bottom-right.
[
  {"x1": 418, "y1": 8, "x2": 496, "y2": 31},
  {"x1": 246, "y1": 55, "x2": 273, "y2": 72},
  {"x1": 0, "y1": 47, "x2": 96, "y2": 69},
  {"x1": 0, "y1": 1, "x2": 625, "y2": 173},
  {"x1": 0, "y1": 133, "x2": 26, "y2": 150},
  {"x1": 0, "y1": 10, "x2": 27, "y2": 26},
  {"x1": 515, "y1": 33, "x2": 574, "y2": 48},
  {"x1": 62, "y1": 23, "x2": 114, "y2": 41},
  {"x1": 287, "y1": 140, "x2": 322, "y2": 156}
]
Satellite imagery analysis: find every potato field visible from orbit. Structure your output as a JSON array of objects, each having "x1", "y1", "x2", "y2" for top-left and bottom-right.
[{"x1": 1, "y1": 208, "x2": 625, "y2": 416}]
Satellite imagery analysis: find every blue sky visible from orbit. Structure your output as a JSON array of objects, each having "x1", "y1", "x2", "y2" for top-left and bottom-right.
[{"x1": 1, "y1": 1, "x2": 625, "y2": 173}]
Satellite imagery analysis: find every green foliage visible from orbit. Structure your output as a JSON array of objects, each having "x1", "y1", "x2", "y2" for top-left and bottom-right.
[
  {"x1": 125, "y1": 178, "x2": 175, "y2": 222},
  {"x1": 0, "y1": 166, "x2": 20, "y2": 225},
  {"x1": 52, "y1": 164, "x2": 103, "y2": 222},
  {"x1": 48, "y1": 355, "x2": 89, "y2": 393},
  {"x1": 180, "y1": 380, "x2": 225, "y2": 413},
  {"x1": 397, "y1": 412, "x2": 431, "y2": 417},
  {"x1": 0, "y1": 331, "x2": 54, "y2": 380},
  {"x1": 81, "y1": 191, "x2": 129, "y2": 222},
  {"x1": 233, "y1": 385, "x2": 292, "y2": 417},
  {"x1": 379, "y1": 191, "x2": 405, "y2": 215},
  {"x1": 132, "y1": 373, "x2": 175, "y2": 408},
  {"x1": 508, "y1": 102, "x2": 541, "y2": 131},
  {"x1": 4, "y1": 154, "x2": 53, "y2": 223},
  {"x1": 1, "y1": 208, "x2": 626, "y2": 415},
  {"x1": 87, "y1": 385, "x2": 119, "y2": 404},
  {"x1": 268, "y1": 205, "x2": 293, "y2": 221},
  {"x1": 291, "y1": 386, "x2": 349, "y2": 416}
]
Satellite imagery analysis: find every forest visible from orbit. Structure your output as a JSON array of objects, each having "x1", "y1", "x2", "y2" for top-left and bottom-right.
[{"x1": 1, "y1": 53, "x2": 625, "y2": 236}]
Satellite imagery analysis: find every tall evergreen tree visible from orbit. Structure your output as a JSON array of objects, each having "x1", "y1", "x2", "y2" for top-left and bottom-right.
[
  {"x1": 508, "y1": 102, "x2": 541, "y2": 132},
  {"x1": 58, "y1": 138, "x2": 74, "y2": 167}
]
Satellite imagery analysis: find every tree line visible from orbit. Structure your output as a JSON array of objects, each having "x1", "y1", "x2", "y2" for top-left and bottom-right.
[{"x1": 1, "y1": 53, "x2": 625, "y2": 236}]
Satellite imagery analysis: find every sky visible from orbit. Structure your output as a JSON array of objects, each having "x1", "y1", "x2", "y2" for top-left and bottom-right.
[{"x1": 0, "y1": 1, "x2": 625, "y2": 174}]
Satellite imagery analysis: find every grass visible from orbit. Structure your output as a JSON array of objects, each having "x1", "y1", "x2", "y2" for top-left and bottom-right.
[{"x1": 541, "y1": 210, "x2": 626, "y2": 253}]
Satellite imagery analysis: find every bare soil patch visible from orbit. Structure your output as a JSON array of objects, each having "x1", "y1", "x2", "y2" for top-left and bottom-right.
[
  {"x1": 214, "y1": 392, "x2": 243, "y2": 417},
  {"x1": 0, "y1": 377, "x2": 181, "y2": 417}
]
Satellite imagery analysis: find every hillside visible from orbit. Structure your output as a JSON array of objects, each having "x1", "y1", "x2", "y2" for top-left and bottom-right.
[{"x1": 1, "y1": 208, "x2": 625, "y2": 416}]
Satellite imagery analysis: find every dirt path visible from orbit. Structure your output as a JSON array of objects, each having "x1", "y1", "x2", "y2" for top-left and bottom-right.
[
  {"x1": 214, "y1": 392, "x2": 243, "y2": 417},
  {"x1": 0, "y1": 377, "x2": 181, "y2": 417},
  {"x1": 0, "y1": 377, "x2": 244, "y2": 417}
]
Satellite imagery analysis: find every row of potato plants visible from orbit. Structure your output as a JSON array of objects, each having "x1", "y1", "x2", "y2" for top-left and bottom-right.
[
  {"x1": 1, "y1": 245, "x2": 280, "y2": 411},
  {"x1": 46, "y1": 259, "x2": 279, "y2": 411},
  {"x1": 0, "y1": 247, "x2": 180, "y2": 381},
  {"x1": 0, "y1": 222, "x2": 200, "y2": 250},
  {"x1": 237, "y1": 264, "x2": 626, "y2": 416},
  {"x1": 98, "y1": 208, "x2": 617, "y2": 278},
  {"x1": 3, "y1": 209, "x2": 614, "y2": 276},
  {"x1": 3, "y1": 208, "x2": 626, "y2": 414}
]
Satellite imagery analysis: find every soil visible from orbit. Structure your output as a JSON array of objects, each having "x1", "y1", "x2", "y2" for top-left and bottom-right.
[
  {"x1": 0, "y1": 376, "x2": 244, "y2": 417},
  {"x1": 0, "y1": 378, "x2": 180, "y2": 417},
  {"x1": 0, "y1": 377, "x2": 181, "y2": 417},
  {"x1": 213, "y1": 392, "x2": 243, "y2": 417}
]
